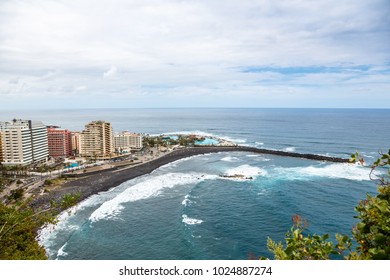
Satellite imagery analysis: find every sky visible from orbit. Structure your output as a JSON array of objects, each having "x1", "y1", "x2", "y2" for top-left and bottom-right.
[{"x1": 0, "y1": 0, "x2": 389, "y2": 109}]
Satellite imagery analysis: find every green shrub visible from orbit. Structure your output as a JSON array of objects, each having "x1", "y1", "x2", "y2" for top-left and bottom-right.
[{"x1": 263, "y1": 150, "x2": 390, "y2": 260}]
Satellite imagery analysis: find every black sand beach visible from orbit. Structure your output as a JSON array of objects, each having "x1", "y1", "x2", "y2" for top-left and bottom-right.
[{"x1": 29, "y1": 146, "x2": 349, "y2": 210}]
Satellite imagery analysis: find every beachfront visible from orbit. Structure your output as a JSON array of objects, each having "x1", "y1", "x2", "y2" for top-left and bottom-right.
[
  {"x1": 27, "y1": 145, "x2": 349, "y2": 211},
  {"x1": 0, "y1": 132, "x2": 236, "y2": 205}
]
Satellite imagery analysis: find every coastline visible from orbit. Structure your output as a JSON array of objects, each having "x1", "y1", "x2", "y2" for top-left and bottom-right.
[{"x1": 28, "y1": 146, "x2": 349, "y2": 211}]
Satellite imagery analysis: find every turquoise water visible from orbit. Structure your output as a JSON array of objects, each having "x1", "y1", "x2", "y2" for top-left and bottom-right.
[
  {"x1": 65, "y1": 163, "x2": 79, "y2": 169},
  {"x1": 4, "y1": 108, "x2": 386, "y2": 260},
  {"x1": 195, "y1": 138, "x2": 219, "y2": 146}
]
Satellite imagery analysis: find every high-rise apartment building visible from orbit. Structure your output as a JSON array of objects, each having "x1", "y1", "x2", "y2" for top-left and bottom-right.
[
  {"x1": 80, "y1": 121, "x2": 113, "y2": 157},
  {"x1": 71, "y1": 132, "x2": 81, "y2": 156},
  {"x1": 0, "y1": 119, "x2": 48, "y2": 165},
  {"x1": 114, "y1": 132, "x2": 143, "y2": 152},
  {"x1": 0, "y1": 131, "x2": 3, "y2": 163},
  {"x1": 47, "y1": 127, "x2": 72, "y2": 158}
]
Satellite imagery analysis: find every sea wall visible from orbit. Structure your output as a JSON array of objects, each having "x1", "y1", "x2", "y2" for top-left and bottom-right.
[{"x1": 230, "y1": 146, "x2": 349, "y2": 163}]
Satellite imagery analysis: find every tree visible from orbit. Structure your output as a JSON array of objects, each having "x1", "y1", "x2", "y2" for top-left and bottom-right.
[
  {"x1": 0, "y1": 192, "x2": 81, "y2": 259},
  {"x1": 0, "y1": 203, "x2": 51, "y2": 259},
  {"x1": 263, "y1": 149, "x2": 390, "y2": 260}
]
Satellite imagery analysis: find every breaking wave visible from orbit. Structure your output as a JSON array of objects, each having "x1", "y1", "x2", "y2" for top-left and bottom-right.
[
  {"x1": 160, "y1": 130, "x2": 247, "y2": 144},
  {"x1": 223, "y1": 164, "x2": 267, "y2": 178},
  {"x1": 182, "y1": 214, "x2": 203, "y2": 225},
  {"x1": 89, "y1": 173, "x2": 217, "y2": 222},
  {"x1": 284, "y1": 147, "x2": 296, "y2": 152},
  {"x1": 221, "y1": 156, "x2": 240, "y2": 162},
  {"x1": 273, "y1": 163, "x2": 372, "y2": 181}
]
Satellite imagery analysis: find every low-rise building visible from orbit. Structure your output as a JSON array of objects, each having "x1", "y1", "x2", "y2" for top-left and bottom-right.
[{"x1": 114, "y1": 132, "x2": 143, "y2": 153}]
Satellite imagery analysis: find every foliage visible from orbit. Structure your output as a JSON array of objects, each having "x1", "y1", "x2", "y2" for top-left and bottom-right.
[
  {"x1": 265, "y1": 215, "x2": 339, "y2": 260},
  {"x1": 350, "y1": 150, "x2": 390, "y2": 259},
  {"x1": 8, "y1": 188, "x2": 24, "y2": 201},
  {"x1": 143, "y1": 137, "x2": 155, "y2": 147},
  {"x1": 0, "y1": 204, "x2": 50, "y2": 259},
  {"x1": 60, "y1": 193, "x2": 81, "y2": 209},
  {"x1": 35, "y1": 164, "x2": 57, "y2": 173},
  {"x1": 0, "y1": 192, "x2": 81, "y2": 259},
  {"x1": 0, "y1": 176, "x2": 12, "y2": 189},
  {"x1": 43, "y1": 178, "x2": 64, "y2": 187},
  {"x1": 264, "y1": 150, "x2": 390, "y2": 260},
  {"x1": 178, "y1": 135, "x2": 195, "y2": 146},
  {"x1": 43, "y1": 179, "x2": 53, "y2": 186}
]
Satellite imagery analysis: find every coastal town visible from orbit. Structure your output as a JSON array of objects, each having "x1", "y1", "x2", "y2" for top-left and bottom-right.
[
  {"x1": 0, "y1": 118, "x2": 236, "y2": 205},
  {"x1": 0, "y1": 117, "x2": 369, "y2": 262},
  {"x1": 0, "y1": 118, "x2": 350, "y2": 210}
]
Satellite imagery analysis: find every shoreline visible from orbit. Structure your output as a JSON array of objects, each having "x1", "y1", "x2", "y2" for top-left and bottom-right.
[{"x1": 28, "y1": 146, "x2": 349, "y2": 210}]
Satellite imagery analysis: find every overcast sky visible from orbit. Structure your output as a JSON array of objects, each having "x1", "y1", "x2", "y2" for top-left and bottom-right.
[{"x1": 1, "y1": 0, "x2": 389, "y2": 109}]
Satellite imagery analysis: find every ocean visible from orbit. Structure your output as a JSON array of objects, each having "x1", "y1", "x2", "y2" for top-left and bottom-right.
[{"x1": 1, "y1": 108, "x2": 388, "y2": 259}]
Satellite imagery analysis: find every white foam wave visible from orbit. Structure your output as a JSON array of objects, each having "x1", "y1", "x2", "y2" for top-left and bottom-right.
[
  {"x1": 284, "y1": 147, "x2": 296, "y2": 152},
  {"x1": 274, "y1": 163, "x2": 372, "y2": 181},
  {"x1": 245, "y1": 154, "x2": 271, "y2": 161},
  {"x1": 56, "y1": 243, "x2": 68, "y2": 258},
  {"x1": 221, "y1": 156, "x2": 240, "y2": 162},
  {"x1": 89, "y1": 173, "x2": 217, "y2": 222},
  {"x1": 182, "y1": 194, "x2": 192, "y2": 206},
  {"x1": 182, "y1": 214, "x2": 203, "y2": 225},
  {"x1": 224, "y1": 165, "x2": 267, "y2": 178},
  {"x1": 222, "y1": 136, "x2": 247, "y2": 144},
  {"x1": 157, "y1": 154, "x2": 206, "y2": 170},
  {"x1": 255, "y1": 142, "x2": 264, "y2": 146},
  {"x1": 37, "y1": 203, "x2": 82, "y2": 247},
  {"x1": 257, "y1": 190, "x2": 268, "y2": 196},
  {"x1": 160, "y1": 130, "x2": 246, "y2": 144}
]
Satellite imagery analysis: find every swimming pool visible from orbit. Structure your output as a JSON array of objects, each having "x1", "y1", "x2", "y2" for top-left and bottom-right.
[
  {"x1": 195, "y1": 138, "x2": 219, "y2": 145},
  {"x1": 65, "y1": 163, "x2": 79, "y2": 168}
]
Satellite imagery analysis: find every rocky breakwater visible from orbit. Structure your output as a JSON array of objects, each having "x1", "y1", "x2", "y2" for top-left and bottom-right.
[{"x1": 232, "y1": 146, "x2": 350, "y2": 163}]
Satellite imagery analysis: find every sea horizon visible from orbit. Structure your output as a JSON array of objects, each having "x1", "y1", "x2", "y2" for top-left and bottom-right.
[{"x1": 1, "y1": 2, "x2": 389, "y2": 277}]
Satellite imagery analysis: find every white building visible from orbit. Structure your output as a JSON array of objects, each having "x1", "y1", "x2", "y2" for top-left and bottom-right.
[
  {"x1": 114, "y1": 132, "x2": 143, "y2": 152},
  {"x1": 0, "y1": 130, "x2": 3, "y2": 163},
  {"x1": 0, "y1": 119, "x2": 48, "y2": 165}
]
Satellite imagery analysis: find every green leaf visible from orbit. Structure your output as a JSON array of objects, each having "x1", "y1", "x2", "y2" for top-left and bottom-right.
[
  {"x1": 285, "y1": 246, "x2": 294, "y2": 256},
  {"x1": 356, "y1": 222, "x2": 366, "y2": 231},
  {"x1": 323, "y1": 234, "x2": 329, "y2": 240}
]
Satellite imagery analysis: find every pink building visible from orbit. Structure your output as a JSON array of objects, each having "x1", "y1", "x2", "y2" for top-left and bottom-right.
[{"x1": 47, "y1": 127, "x2": 72, "y2": 158}]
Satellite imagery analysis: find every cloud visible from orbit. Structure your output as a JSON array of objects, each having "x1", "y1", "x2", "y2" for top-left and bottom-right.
[
  {"x1": 74, "y1": 85, "x2": 87, "y2": 92},
  {"x1": 103, "y1": 66, "x2": 117, "y2": 79},
  {"x1": 0, "y1": 0, "x2": 389, "y2": 108},
  {"x1": 8, "y1": 77, "x2": 19, "y2": 84}
]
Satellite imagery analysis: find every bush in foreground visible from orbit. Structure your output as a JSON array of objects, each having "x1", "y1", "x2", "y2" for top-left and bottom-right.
[
  {"x1": 263, "y1": 150, "x2": 390, "y2": 260},
  {"x1": 0, "y1": 192, "x2": 81, "y2": 259}
]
